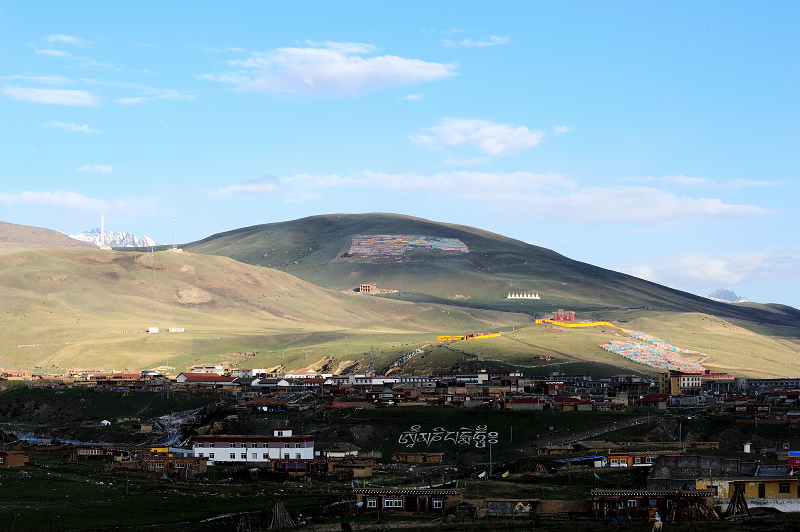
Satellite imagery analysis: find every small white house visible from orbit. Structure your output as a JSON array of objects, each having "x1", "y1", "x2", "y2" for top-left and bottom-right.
[{"x1": 148, "y1": 327, "x2": 159, "y2": 333}]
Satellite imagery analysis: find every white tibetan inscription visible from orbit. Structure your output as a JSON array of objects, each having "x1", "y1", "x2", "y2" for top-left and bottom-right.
[{"x1": 398, "y1": 425, "x2": 499, "y2": 449}]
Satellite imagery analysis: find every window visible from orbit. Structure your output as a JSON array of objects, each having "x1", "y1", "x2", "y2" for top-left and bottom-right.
[
  {"x1": 252, "y1": 453, "x2": 258, "y2": 460},
  {"x1": 284, "y1": 453, "x2": 289, "y2": 460},
  {"x1": 198, "y1": 452, "x2": 204, "y2": 457},
  {"x1": 295, "y1": 443, "x2": 301, "y2": 448},
  {"x1": 295, "y1": 453, "x2": 301, "y2": 459},
  {"x1": 277, "y1": 431, "x2": 283, "y2": 436},
  {"x1": 155, "y1": 462, "x2": 164, "y2": 469},
  {"x1": 230, "y1": 453, "x2": 236, "y2": 459},
  {"x1": 384, "y1": 499, "x2": 403, "y2": 508},
  {"x1": 627, "y1": 500, "x2": 636, "y2": 508},
  {"x1": 263, "y1": 453, "x2": 269, "y2": 460},
  {"x1": 610, "y1": 459, "x2": 618, "y2": 465},
  {"x1": 241, "y1": 453, "x2": 246, "y2": 459},
  {"x1": 283, "y1": 443, "x2": 290, "y2": 448},
  {"x1": 367, "y1": 498, "x2": 377, "y2": 508},
  {"x1": 780, "y1": 483, "x2": 791, "y2": 494},
  {"x1": 646, "y1": 457, "x2": 655, "y2": 464},
  {"x1": 175, "y1": 463, "x2": 185, "y2": 468},
  {"x1": 209, "y1": 443, "x2": 215, "y2": 448},
  {"x1": 432, "y1": 499, "x2": 443, "y2": 509},
  {"x1": 634, "y1": 457, "x2": 641, "y2": 464},
  {"x1": 209, "y1": 453, "x2": 214, "y2": 459},
  {"x1": 197, "y1": 443, "x2": 205, "y2": 448}
]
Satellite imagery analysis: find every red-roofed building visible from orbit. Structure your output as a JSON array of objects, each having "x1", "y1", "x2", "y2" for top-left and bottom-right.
[{"x1": 176, "y1": 373, "x2": 237, "y2": 387}]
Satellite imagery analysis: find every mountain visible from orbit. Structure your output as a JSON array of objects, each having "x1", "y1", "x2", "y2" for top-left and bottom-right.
[
  {"x1": 70, "y1": 228, "x2": 158, "y2": 248},
  {"x1": 181, "y1": 213, "x2": 800, "y2": 328},
  {"x1": 2, "y1": 216, "x2": 798, "y2": 377},
  {"x1": 0, "y1": 221, "x2": 96, "y2": 253},
  {"x1": 706, "y1": 289, "x2": 750, "y2": 304}
]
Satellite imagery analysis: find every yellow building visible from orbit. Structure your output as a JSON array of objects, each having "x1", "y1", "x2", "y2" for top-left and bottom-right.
[{"x1": 696, "y1": 477, "x2": 799, "y2": 499}]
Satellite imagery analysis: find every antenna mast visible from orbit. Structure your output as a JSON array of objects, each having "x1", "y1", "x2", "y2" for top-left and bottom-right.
[{"x1": 172, "y1": 215, "x2": 177, "y2": 249}]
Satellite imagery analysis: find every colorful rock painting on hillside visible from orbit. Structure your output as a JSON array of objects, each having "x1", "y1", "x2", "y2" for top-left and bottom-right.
[
  {"x1": 348, "y1": 235, "x2": 469, "y2": 257},
  {"x1": 599, "y1": 332, "x2": 705, "y2": 373}
]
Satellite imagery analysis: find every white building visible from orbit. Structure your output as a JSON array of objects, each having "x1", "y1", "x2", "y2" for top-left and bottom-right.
[{"x1": 192, "y1": 428, "x2": 314, "y2": 465}]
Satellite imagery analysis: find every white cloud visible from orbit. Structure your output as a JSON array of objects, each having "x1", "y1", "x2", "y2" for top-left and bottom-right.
[
  {"x1": 270, "y1": 170, "x2": 772, "y2": 229},
  {"x1": 44, "y1": 121, "x2": 99, "y2": 134},
  {"x1": 621, "y1": 175, "x2": 780, "y2": 189},
  {"x1": 533, "y1": 186, "x2": 773, "y2": 229},
  {"x1": 4, "y1": 75, "x2": 73, "y2": 85},
  {"x1": 210, "y1": 176, "x2": 279, "y2": 197},
  {"x1": 77, "y1": 164, "x2": 113, "y2": 173},
  {"x1": 116, "y1": 87, "x2": 194, "y2": 105},
  {"x1": 201, "y1": 41, "x2": 457, "y2": 97},
  {"x1": 616, "y1": 246, "x2": 800, "y2": 289},
  {"x1": 46, "y1": 34, "x2": 89, "y2": 47},
  {"x1": 0, "y1": 190, "x2": 149, "y2": 215},
  {"x1": 3, "y1": 87, "x2": 100, "y2": 106},
  {"x1": 35, "y1": 49, "x2": 75, "y2": 59},
  {"x1": 399, "y1": 93, "x2": 422, "y2": 100},
  {"x1": 442, "y1": 35, "x2": 511, "y2": 48},
  {"x1": 411, "y1": 118, "x2": 545, "y2": 155},
  {"x1": 553, "y1": 125, "x2": 572, "y2": 136}
]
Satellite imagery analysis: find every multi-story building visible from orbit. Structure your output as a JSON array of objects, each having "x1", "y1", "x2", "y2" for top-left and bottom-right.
[{"x1": 192, "y1": 428, "x2": 314, "y2": 464}]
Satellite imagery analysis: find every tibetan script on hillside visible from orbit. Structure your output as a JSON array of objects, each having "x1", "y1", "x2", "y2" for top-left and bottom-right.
[{"x1": 398, "y1": 425, "x2": 498, "y2": 449}]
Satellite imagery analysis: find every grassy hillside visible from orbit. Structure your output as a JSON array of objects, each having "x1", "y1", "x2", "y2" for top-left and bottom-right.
[
  {"x1": 0, "y1": 248, "x2": 530, "y2": 372},
  {"x1": 181, "y1": 214, "x2": 800, "y2": 330}
]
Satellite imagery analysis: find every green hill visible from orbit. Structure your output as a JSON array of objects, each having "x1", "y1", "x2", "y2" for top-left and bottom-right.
[{"x1": 182, "y1": 213, "x2": 800, "y2": 329}]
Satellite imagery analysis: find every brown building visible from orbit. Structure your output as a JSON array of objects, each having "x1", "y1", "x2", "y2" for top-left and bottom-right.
[
  {"x1": 0, "y1": 450, "x2": 27, "y2": 467},
  {"x1": 354, "y1": 485, "x2": 464, "y2": 515}
]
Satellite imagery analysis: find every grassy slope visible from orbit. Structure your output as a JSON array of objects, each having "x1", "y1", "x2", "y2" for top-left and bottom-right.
[
  {"x1": 182, "y1": 214, "x2": 800, "y2": 328},
  {"x1": 0, "y1": 248, "x2": 530, "y2": 372}
]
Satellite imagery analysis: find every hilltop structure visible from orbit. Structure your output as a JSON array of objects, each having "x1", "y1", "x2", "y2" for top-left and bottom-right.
[{"x1": 506, "y1": 292, "x2": 540, "y2": 299}]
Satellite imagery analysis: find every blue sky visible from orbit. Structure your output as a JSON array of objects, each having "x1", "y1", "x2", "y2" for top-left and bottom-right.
[{"x1": 2, "y1": 1, "x2": 799, "y2": 307}]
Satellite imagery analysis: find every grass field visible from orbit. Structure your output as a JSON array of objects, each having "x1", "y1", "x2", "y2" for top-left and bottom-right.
[
  {"x1": 1, "y1": 233, "x2": 799, "y2": 377},
  {"x1": 0, "y1": 248, "x2": 530, "y2": 373}
]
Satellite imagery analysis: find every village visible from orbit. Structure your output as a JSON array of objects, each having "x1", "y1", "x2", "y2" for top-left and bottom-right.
[{"x1": 2, "y1": 358, "x2": 800, "y2": 529}]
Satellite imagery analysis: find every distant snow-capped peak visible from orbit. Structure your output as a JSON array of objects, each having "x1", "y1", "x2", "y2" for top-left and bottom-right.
[
  {"x1": 70, "y1": 228, "x2": 159, "y2": 248},
  {"x1": 705, "y1": 288, "x2": 750, "y2": 304}
]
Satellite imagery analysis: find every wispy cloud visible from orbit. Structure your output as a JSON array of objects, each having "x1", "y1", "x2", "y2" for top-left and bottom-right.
[
  {"x1": 616, "y1": 246, "x2": 800, "y2": 290},
  {"x1": 620, "y1": 175, "x2": 782, "y2": 189},
  {"x1": 46, "y1": 34, "x2": 89, "y2": 47},
  {"x1": 35, "y1": 49, "x2": 75, "y2": 59},
  {"x1": 77, "y1": 164, "x2": 113, "y2": 173},
  {"x1": 442, "y1": 35, "x2": 511, "y2": 48},
  {"x1": 2, "y1": 87, "x2": 100, "y2": 106},
  {"x1": 411, "y1": 118, "x2": 545, "y2": 155},
  {"x1": 399, "y1": 93, "x2": 422, "y2": 101},
  {"x1": 0, "y1": 190, "x2": 150, "y2": 215},
  {"x1": 244, "y1": 170, "x2": 774, "y2": 229},
  {"x1": 116, "y1": 87, "x2": 194, "y2": 105},
  {"x1": 210, "y1": 176, "x2": 279, "y2": 197},
  {"x1": 3, "y1": 74, "x2": 73, "y2": 85},
  {"x1": 420, "y1": 28, "x2": 466, "y2": 35},
  {"x1": 553, "y1": 125, "x2": 572, "y2": 136},
  {"x1": 44, "y1": 121, "x2": 99, "y2": 134},
  {"x1": 200, "y1": 41, "x2": 458, "y2": 97}
]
